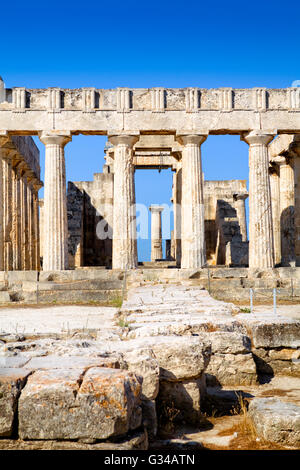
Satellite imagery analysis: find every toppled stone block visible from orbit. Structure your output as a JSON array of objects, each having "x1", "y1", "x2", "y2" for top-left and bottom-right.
[
  {"x1": 0, "y1": 368, "x2": 31, "y2": 437},
  {"x1": 236, "y1": 313, "x2": 300, "y2": 349},
  {"x1": 199, "y1": 331, "x2": 251, "y2": 355},
  {"x1": 124, "y1": 349, "x2": 160, "y2": 400},
  {"x1": 249, "y1": 398, "x2": 300, "y2": 447},
  {"x1": 141, "y1": 336, "x2": 211, "y2": 381},
  {"x1": 19, "y1": 367, "x2": 142, "y2": 440},
  {"x1": 206, "y1": 353, "x2": 257, "y2": 386}
]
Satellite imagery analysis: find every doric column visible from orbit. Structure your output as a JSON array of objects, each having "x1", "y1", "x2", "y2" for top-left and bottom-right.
[
  {"x1": 32, "y1": 184, "x2": 41, "y2": 271},
  {"x1": 149, "y1": 205, "x2": 164, "y2": 261},
  {"x1": 243, "y1": 131, "x2": 274, "y2": 268},
  {"x1": 292, "y1": 145, "x2": 300, "y2": 265},
  {"x1": 108, "y1": 135, "x2": 138, "y2": 270},
  {"x1": 269, "y1": 163, "x2": 281, "y2": 265},
  {"x1": 2, "y1": 153, "x2": 13, "y2": 270},
  {"x1": 11, "y1": 163, "x2": 22, "y2": 270},
  {"x1": 177, "y1": 134, "x2": 207, "y2": 269},
  {"x1": 19, "y1": 163, "x2": 29, "y2": 270},
  {"x1": 39, "y1": 132, "x2": 71, "y2": 271},
  {"x1": 233, "y1": 193, "x2": 248, "y2": 241},
  {"x1": 172, "y1": 166, "x2": 182, "y2": 267},
  {"x1": 273, "y1": 155, "x2": 296, "y2": 266}
]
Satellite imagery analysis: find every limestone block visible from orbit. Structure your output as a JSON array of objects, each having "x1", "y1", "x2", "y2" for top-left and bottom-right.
[
  {"x1": 253, "y1": 348, "x2": 300, "y2": 376},
  {"x1": 205, "y1": 353, "x2": 257, "y2": 386},
  {"x1": 236, "y1": 313, "x2": 300, "y2": 348},
  {"x1": 0, "y1": 368, "x2": 30, "y2": 436},
  {"x1": 0, "y1": 430, "x2": 149, "y2": 450},
  {"x1": 24, "y1": 355, "x2": 120, "y2": 371},
  {"x1": 124, "y1": 349, "x2": 160, "y2": 400},
  {"x1": 249, "y1": 398, "x2": 300, "y2": 447},
  {"x1": 157, "y1": 377, "x2": 205, "y2": 424},
  {"x1": 19, "y1": 367, "x2": 142, "y2": 440},
  {"x1": 134, "y1": 336, "x2": 211, "y2": 381},
  {"x1": 141, "y1": 399, "x2": 157, "y2": 438}
]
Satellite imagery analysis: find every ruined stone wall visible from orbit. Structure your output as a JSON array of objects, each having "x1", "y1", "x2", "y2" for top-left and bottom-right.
[
  {"x1": 67, "y1": 172, "x2": 113, "y2": 268},
  {"x1": 204, "y1": 180, "x2": 248, "y2": 266},
  {"x1": 66, "y1": 170, "x2": 248, "y2": 267}
]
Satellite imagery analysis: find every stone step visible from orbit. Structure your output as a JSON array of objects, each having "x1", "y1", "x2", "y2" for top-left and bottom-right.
[
  {"x1": 22, "y1": 279, "x2": 124, "y2": 291},
  {"x1": 10, "y1": 289, "x2": 123, "y2": 304}
]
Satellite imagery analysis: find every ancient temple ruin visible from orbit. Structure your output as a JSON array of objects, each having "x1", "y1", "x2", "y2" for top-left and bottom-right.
[{"x1": 1, "y1": 77, "x2": 300, "y2": 273}]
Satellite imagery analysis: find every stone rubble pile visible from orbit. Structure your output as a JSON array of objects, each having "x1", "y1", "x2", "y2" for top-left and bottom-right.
[{"x1": 0, "y1": 283, "x2": 299, "y2": 447}]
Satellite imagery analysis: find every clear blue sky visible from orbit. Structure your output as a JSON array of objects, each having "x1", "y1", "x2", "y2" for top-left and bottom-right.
[{"x1": 1, "y1": 0, "x2": 300, "y2": 260}]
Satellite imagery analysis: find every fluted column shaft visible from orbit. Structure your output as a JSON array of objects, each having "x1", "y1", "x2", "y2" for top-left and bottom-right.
[
  {"x1": 244, "y1": 131, "x2": 274, "y2": 268},
  {"x1": 149, "y1": 206, "x2": 164, "y2": 261},
  {"x1": 109, "y1": 135, "x2": 138, "y2": 270},
  {"x1": 274, "y1": 156, "x2": 295, "y2": 266},
  {"x1": 269, "y1": 164, "x2": 281, "y2": 265},
  {"x1": 178, "y1": 135, "x2": 207, "y2": 269},
  {"x1": 2, "y1": 154, "x2": 13, "y2": 270},
  {"x1": 39, "y1": 132, "x2": 71, "y2": 271},
  {"x1": 12, "y1": 164, "x2": 22, "y2": 270}
]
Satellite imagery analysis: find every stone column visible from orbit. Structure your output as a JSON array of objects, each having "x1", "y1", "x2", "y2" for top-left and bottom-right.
[
  {"x1": 32, "y1": 184, "x2": 41, "y2": 271},
  {"x1": 243, "y1": 131, "x2": 274, "y2": 268},
  {"x1": 39, "y1": 132, "x2": 71, "y2": 271},
  {"x1": 177, "y1": 135, "x2": 207, "y2": 269},
  {"x1": 172, "y1": 167, "x2": 182, "y2": 267},
  {"x1": 292, "y1": 146, "x2": 300, "y2": 265},
  {"x1": 108, "y1": 135, "x2": 138, "y2": 270},
  {"x1": 149, "y1": 206, "x2": 164, "y2": 261},
  {"x1": 269, "y1": 163, "x2": 281, "y2": 265},
  {"x1": 273, "y1": 156, "x2": 296, "y2": 266},
  {"x1": 19, "y1": 164, "x2": 29, "y2": 270},
  {"x1": 12, "y1": 163, "x2": 22, "y2": 270},
  {"x1": 233, "y1": 193, "x2": 248, "y2": 241},
  {"x1": 2, "y1": 153, "x2": 13, "y2": 270}
]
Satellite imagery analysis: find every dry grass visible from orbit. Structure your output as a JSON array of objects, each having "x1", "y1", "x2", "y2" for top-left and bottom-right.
[{"x1": 214, "y1": 394, "x2": 288, "y2": 450}]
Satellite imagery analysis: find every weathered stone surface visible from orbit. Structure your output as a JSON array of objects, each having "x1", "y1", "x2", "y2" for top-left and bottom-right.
[
  {"x1": 157, "y1": 377, "x2": 205, "y2": 424},
  {"x1": 236, "y1": 313, "x2": 300, "y2": 348},
  {"x1": 19, "y1": 367, "x2": 142, "y2": 440},
  {"x1": 206, "y1": 353, "x2": 257, "y2": 386},
  {"x1": 141, "y1": 400, "x2": 157, "y2": 438},
  {"x1": 253, "y1": 348, "x2": 300, "y2": 377},
  {"x1": 0, "y1": 430, "x2": 148, "y2": 450},
  {"x1": 24, "y1": 355, "x2": 120, "y2": 371},
  {"x1": 249, "y1": 398, "x2": 300, "y2": 447},
  {"x1": 0, "y1": 368, "x2": 31, "y2": 437},
  {"x1": 133, "y1": 336, "x2": 210, "y2": 381},
  {"x1": 124, "y1": 349, "x2": 160, "y2": 400}
]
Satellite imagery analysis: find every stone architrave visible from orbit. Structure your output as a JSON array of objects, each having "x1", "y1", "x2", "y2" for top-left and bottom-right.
[
  {"x1": 177, "y1": 134, "x2": 207, "y2": 269},
  {"x1": 39, "y1": 132, "x2": 71, "y2": 271},
  {"x1": 149, "y1": 206, "x2": 164, "y2": 261},
  {"x1": 243, "y1": 131, "x2": 275, "y2": 268},
  {"x1": 108, "y1": 135, "x2": 139, "y2": 270}
]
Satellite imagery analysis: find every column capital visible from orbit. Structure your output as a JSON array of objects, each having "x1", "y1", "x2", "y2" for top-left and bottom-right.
[
  {"x1": 108, "y1": 134, "x2": 139, "y2": 147},
  {"x1": 39, "y1": 131, "x2": 72, "y2": 147},
  {"x1": 271, "y1": 155, "x2": 289, "y2": 166},
  {"x1": 176, "y1": 133, "x2": 208, "y2": 146},
  {"x1": 242, "y1": 130, "x2": 275, "y2": 146},
  {"x1": 149, "y1": 205, "x2": 164, "y2": 213},
  {"x1": 233, "y1": 192, "x2": 248, "y2": 201}
]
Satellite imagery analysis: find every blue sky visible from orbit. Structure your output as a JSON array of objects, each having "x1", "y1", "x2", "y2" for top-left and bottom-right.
[{"x1": 1, "y1": 0, "x2": 300, "y2": 260}]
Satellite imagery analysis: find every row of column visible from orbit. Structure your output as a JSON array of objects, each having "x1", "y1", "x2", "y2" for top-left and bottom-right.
[
  {"x1": 270, "y1": 147, "x2": 300, "y2": 267},
  {"x1": 0, "y1": 143, "x2": 40, "y2": 271},
  {"x1": 41, "y1": 130, "x2": 276, "y2": 271}
]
